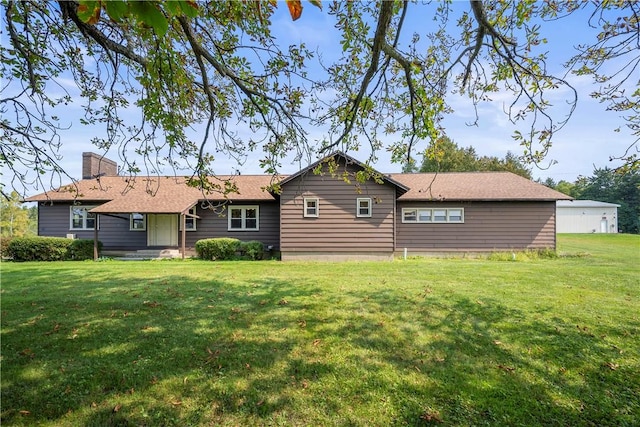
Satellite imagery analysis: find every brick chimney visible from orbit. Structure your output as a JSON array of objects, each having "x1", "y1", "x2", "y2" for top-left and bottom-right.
[{"x1": 82, "y1": 152, "x2": 118, "y2": 179}]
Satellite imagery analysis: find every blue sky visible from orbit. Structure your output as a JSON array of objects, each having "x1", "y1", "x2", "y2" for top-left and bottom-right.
[
  {"x1": 8, "y1": 2, "x2": 635, "y2": 196},
  {"x1": 264, "y1": 2, "x2": 635, "y2": 181}
]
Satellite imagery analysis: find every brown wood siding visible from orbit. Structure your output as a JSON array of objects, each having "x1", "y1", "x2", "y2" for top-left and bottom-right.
[
  {"x1": 396, "y1": 201, "x2": 557, "y2": 251},
  {"x1": 182, "y1": 202, "x2": 280, "y2": 249},
  {"x1": 37, "y1": 202, "x2": 147, "y2": 249},
  {"x1": 38, "y1": 201, "x2": 280, "y2": 251},
  {"x1": 280, "y1": 167, "x2": 396, "y2": 254}
]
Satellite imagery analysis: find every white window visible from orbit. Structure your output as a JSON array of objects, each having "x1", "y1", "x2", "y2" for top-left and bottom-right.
[
  {"x1": 180, "y1": 207, "x2": 197, "y2": 231},
  {"x1": 70, "y1": 206, "x2": 97, "y2": 230},
  {"x1": 130, "y1": 213, "x2": 146, "y2": 231},
  {"x1": 417, "y1": 209, "x2": 432, "y2": 222},
  {"x1": 402, "y1": 208, "x2": 464, "y2": 223},
  {"x1": 228, "y1": 206, "x2": 259, "y2": 231},
  {"x1": 402, "y1": 209, "x2": 417, "y2": 222},
  {"x1": 448, "y1": 209, "x2": 464, "y2": 223},
  {"x1": 356, "y1": 198, "x2": 372, "y2": 217},
  {"x1": 433, "y1": 209, "x2": 447, "y2": 222},
  {"x1": 304, "y1": 198, "x2": 319, "y2": 218}
]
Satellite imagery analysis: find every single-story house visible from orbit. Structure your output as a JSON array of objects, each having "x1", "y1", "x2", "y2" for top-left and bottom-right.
[
  {"x1": 556, "y1": 200, "x2": 620, "y2": 233},
  {"x1": 26, "y1": 152, "x2": 572, "y2": 260}
]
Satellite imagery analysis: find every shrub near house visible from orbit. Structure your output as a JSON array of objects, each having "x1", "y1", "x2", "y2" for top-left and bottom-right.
[
  {"x1": 195, "y1": 238, "x2": 265, "y2": 261},
  {"x1": 195, "y1": 238, "x2": 240, "y2": 260},
  {"x1": 6, "y1": 237, "x2": 102, "y2": 261}
]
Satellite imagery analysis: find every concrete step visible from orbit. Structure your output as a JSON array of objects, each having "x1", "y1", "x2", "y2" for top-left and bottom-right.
[{"x1": 120, "y1": 249, "x2": 182, "y2": 259}]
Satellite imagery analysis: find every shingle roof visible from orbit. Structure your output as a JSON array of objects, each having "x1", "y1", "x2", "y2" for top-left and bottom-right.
[
  {"x1": 25, "y1": 175, "x2": 279, "y2": 213},
  {"x1": 389, "y1": 172, "x2": 572, "y2": 201},
  {"x1": 25, "y1": 166, "x2": 571, "y2": 212}
]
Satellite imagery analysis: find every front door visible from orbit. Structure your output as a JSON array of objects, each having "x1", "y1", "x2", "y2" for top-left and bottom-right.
[{"x1": 148, "y1": 214, "x2": 178, "y2": 246}]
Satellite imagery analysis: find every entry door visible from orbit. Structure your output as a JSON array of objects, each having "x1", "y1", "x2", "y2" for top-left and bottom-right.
[
  {"x1": 148, "y1": 214, "x2": 178, "y2": 246},
  {"x1": 600, "y1": 219, "x2": 608, "y2": 233}
]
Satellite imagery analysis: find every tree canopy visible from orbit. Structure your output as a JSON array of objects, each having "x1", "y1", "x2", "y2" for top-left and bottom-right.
[
  {"x1": 0, "y1": 191, "x2": 36, "y2": 237},
  {"x1": 416, "y1": 136, "x2": 532, "y2": 178},
  {"x1": 2, "y1": 0, "x2": 638, "y2": 198}
]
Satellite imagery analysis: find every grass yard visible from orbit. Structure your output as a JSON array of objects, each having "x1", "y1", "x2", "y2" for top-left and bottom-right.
[{"x1": 1, "y1": 234, "x2": 638, "y2": 426}]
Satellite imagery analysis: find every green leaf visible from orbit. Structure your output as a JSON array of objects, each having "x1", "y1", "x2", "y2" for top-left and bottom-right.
[
  {"x1": 178, "y1": 1, "x2": 200, "y2": 18},
  {"x1": 309, "y1": 0, "x2": 322, "y2": 11},
  {"x1": 104, "y1": 0, "x2": 128, "y2": 23},
  {"x1": 130, "y1": 1, "x2": 169, "y2": 37}
]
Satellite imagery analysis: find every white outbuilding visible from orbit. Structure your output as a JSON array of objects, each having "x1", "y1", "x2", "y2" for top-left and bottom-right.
[{"x1": 556, "y1": 200, "x2": 620, "y2": 233}]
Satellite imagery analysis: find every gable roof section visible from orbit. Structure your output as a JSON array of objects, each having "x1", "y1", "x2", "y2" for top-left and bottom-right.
[
  {"x1": 25, "y1": 175, "x2": 278, "y2": 213},
  {"x1": 279, "y1": 151, "x2": 409, "y2": 194},
  {"x1": 390, "y1": 172, "x2": 572, "y2": 201}
]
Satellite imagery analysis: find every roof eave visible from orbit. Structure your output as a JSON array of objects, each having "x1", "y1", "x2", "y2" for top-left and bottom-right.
[{"x1": 398, "y1": 197, "x2": 571, "y2": 202}]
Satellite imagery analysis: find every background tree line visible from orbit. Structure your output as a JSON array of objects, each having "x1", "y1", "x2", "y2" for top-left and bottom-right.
[
  {"x1": 412, "y1": 137, "x2": 639, "y2": 234},
  {"x1": 1, "y1": 191, "x2": 38, "y2": 255}
]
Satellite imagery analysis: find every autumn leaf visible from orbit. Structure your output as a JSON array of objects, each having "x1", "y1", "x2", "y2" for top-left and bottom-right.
[
  {"x1": 286, "y1": 0, "x2": 302, "y2": 21},
  {"x1": 604, "y1": 362, "x2": 619, "y2": 370},
  {"x1": 420, "y1": 409, "x2": 443, "y2": 423},
  {"x1": 19, "y1": 348, "x2": 35, "y2": 358},
  {"x1": 77, "y1": 1, "x2": 102, "y2": 25}
]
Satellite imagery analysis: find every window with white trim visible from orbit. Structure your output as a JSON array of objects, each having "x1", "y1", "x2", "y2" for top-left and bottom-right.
[
  {"x1": 403, "y1": 208, "x2": 417, "y2": 222},
  {"x1": 130, "y1": 213, "x2": 146, "y2": 231},
  {"x1": 228, "y1": 206, "x2": 259, "y2": 231},
  {"x1": 433, "y1": 209, "x2": 447, "y2": 222},
  {"x1": 402, "y1": 208, "x2": 464, "y2": 223},
  {"x1": 180, "y1": 206, "x2": 197, "y2": 231},
  {"x1": 70, "y1": 206, "x2": 97, "y2": 230},
  {"x1": 448, "y1": 209, "x2": 463, "y2": 222},
  {"x1": 303, "y1": 197, "x2": 319, "y2": 217},
  {"x1": 356, "y1": 198, "x2": 372, "y2": 217},
  {"x1": 417, "y1": 209, "x2": 432, "y2": 222}
]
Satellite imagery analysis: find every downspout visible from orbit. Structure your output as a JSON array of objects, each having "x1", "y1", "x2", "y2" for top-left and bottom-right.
[
  {"x1": 181, "y1": 212, "x2": 186, "y2": 260},
  {"x1": 93, "y1": 214, "x2": 99, "y2": 261},
  {"x1": 393, "y1": 191, "x2": 397, "y2": 258}
]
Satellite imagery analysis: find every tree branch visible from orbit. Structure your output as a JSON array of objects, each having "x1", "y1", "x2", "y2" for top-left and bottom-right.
[{"x1": 57, "y1": 1, "x2": 148, "y2": 67}]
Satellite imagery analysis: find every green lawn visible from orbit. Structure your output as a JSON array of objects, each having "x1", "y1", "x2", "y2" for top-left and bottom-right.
[{"x1": 1, "y1": 234, "x2": 638, "y2": 426}]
